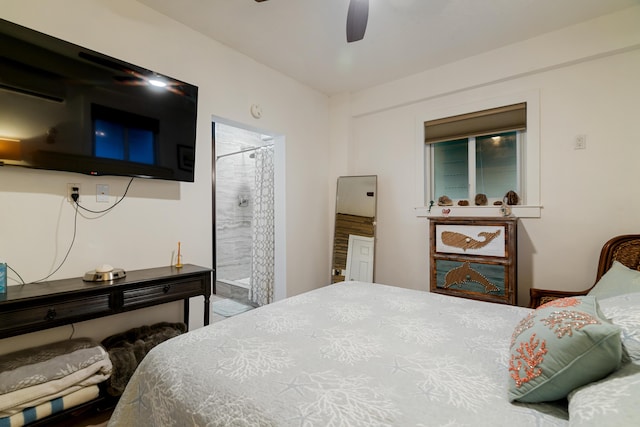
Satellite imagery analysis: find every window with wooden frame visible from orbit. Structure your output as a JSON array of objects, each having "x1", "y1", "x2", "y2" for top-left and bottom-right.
[{"x1": 425, "y1": 103, "x2": 526, "y2": 206}]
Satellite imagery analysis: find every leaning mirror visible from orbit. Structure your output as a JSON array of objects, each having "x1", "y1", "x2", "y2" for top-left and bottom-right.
[{"x1": 331, "y1": 175, "x2": 377, "y2": 283}]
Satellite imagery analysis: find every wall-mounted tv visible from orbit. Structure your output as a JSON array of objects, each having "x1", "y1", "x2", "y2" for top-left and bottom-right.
[{"x1": 0, "y1": 18, "x2": 198, "y2": 182}]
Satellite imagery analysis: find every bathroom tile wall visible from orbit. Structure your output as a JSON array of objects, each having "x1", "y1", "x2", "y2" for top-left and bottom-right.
[{"x1": 214, "y1": 124, "x2": 263, "y2": 281}]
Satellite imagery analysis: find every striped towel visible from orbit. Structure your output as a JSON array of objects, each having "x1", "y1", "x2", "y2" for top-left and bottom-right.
[
  {"x1": 0, "y1": 338, "x2": 111, "y2": 417},
  {"x1": 0, "y1": 385, "x2": 99, "y2": 427},
  {"x1": 0, "y1": 349, "x2": 111, "y2": 416}
]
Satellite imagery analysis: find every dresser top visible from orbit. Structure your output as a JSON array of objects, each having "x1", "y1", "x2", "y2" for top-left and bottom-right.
[{"x1": 429, "y1": 216, "x2": 518, "y2": 223}]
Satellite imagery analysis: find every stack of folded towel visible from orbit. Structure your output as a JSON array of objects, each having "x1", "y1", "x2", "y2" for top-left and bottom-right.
[{"x1": 0, "y1": 338, "x2": 112, "y2": 427}]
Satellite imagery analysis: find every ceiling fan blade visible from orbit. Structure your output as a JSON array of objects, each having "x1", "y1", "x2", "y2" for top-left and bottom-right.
[{"x1": 346, "y1": 0, "x2": 369, "y2": 43}]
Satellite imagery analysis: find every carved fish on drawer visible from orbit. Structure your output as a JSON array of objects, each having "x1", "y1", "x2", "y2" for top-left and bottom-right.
[
  {"x1": 443, "y1": 261, "x2": 499, "y2": 293},
  {"x1": 441, "y1": 229, "x2": 501, "y2": 251}
]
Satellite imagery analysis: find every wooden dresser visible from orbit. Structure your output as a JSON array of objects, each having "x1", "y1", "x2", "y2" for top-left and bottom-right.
[{"x1": 429, "y1": 217, "x2": 517, "y2": 305}]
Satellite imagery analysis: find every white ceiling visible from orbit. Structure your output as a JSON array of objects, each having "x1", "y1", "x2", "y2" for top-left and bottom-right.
[{"x1": 138, "y1": 0, "x2": 639, "y2": 95}]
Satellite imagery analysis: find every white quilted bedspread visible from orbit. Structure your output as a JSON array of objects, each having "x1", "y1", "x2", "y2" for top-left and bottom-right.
[{"x1": 108, "y1": 281, "x2": 568, "y2": 426}]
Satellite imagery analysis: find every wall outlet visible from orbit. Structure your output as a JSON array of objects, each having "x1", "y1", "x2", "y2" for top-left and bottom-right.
[
  {"x1": 574, "y1": 134, "x2": 587, "y2": 150},
  {"x1": 67, "y1": 183, "x2": 81, "y2": 202}
]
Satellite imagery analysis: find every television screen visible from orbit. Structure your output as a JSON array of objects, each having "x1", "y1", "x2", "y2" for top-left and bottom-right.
[{"x1": 0, "y1": 18, "x2": 198, "y2": 182}]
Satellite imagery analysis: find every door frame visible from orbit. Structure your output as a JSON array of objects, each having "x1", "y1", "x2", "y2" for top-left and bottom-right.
[{"x1": 211, "y1": 117, "x2": 286, "y2": 302}]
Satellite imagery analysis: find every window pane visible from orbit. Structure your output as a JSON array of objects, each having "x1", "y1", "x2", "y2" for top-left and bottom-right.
[
  {"x1": 433, "y1": 139, "x2": 468, "y2": 200},
  {"x1": 94, "y1": 119, "x2": 124, "y2": 160},
  {"x1": 128, "y1": 128, "x2": 155, "y2": 164},
  {"x1": 476, "y1": 131, "x2": 517, "y2": 198}
]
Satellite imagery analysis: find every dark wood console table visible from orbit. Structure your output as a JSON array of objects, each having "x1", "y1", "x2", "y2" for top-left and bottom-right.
[
  {"x1": 0, "y1": 264, "x2": 211, "y2": 426},
  {"x1": 0, "y1": 264, "x2": 212, "y2": 339}
]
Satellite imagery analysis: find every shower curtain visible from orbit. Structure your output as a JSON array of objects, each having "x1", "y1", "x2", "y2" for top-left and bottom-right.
[{"x1": 250, "y1": 146, "x2": 275, "y2": 306}]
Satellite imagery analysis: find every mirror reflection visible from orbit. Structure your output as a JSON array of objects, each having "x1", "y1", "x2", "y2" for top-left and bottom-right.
[{"x1": 331, "y1": 175, "x2": 377, "y2": 283}]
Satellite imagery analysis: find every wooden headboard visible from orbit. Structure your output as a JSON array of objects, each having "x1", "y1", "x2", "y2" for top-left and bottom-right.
[
  {"x1": 530, "y1": 234, "x2": 640, "y2": 308},
  {"x1": 595, "y1": 234, "x2": 640, "y2": 281}
]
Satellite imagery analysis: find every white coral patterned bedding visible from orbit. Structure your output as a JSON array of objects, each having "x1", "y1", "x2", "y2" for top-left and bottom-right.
[{"x1": 108, "y1": 282, "x2": 568, "y2": 426}]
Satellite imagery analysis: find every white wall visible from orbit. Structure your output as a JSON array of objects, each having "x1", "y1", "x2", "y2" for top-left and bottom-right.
[
  {"x1": 333, "y1": 6, "x2": 640, "y2": 305},
  {"x1": 0, "y1": 0, "x2": 331, "y2": 354}
]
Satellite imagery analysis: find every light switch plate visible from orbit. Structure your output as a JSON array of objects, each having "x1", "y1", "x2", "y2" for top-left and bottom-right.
[{"x1": 96, "y1": 184, "x2": 109, "y2": 203}]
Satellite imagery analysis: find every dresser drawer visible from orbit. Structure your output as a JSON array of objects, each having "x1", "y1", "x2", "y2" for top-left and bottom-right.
[
  {"x1": 435, "y1": 224, "x2": 507, "y2": 257},
  {"x1": 0, "y1": 294, "x2": 111, "y2": 335},
  {"x1": 433, "y1": 259, "x2": 510, "y2": 301},
  {"x1": 121, "y1": 278, "x2": 205, "y2": 309}
]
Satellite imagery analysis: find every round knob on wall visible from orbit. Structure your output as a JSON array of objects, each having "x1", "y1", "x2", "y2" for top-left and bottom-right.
[{"x1": 250, "y1": 104, "x2": 262, "y2": 119}]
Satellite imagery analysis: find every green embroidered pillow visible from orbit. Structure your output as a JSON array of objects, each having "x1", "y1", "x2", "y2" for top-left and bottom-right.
[{"x1": 508, "y1": 296, "x2": 622, "y2": 403}]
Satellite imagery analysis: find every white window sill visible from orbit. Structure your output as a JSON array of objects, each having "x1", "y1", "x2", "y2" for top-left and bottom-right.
[{"x1": 414, "y1": 205, "x2": 541, "y2": 218}]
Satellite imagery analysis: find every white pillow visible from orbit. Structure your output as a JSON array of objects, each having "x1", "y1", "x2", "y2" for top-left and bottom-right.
[
  {"x1": 568, "y1": 293, "x2": 640, "y2": 425},
  {"x1": 598, "y1": 292, "x2": 640, "y2": 361}
]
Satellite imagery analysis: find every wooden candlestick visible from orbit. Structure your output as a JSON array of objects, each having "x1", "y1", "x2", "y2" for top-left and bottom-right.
[{"x1": 175, "y1": 241, "x2": 183, "y2": 268}]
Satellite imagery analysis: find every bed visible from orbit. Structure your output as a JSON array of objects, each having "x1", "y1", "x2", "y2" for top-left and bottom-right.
[{"x1": 108, "y1": 234, "x2": 640, "y2": 426}]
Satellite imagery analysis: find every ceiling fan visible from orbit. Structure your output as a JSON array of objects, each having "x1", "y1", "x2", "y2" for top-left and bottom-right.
[{"x1": 254, "y1": 0, "x2": 369, "y2": 43}]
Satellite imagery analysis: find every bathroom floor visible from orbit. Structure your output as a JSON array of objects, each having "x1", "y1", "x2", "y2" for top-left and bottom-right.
[{"x1": 212, "y1": 281, "x2": 256, "y2": 322}]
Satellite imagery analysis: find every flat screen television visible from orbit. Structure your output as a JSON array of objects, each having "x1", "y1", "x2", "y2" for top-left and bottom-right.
[{"x1": 0, "y1": 18, "x2": 198, "y2": 182}]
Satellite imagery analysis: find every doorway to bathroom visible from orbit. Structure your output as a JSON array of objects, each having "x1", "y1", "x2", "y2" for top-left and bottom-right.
[{"x1": 212, "y1": 120, "x2": 285, "y2": 315}]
